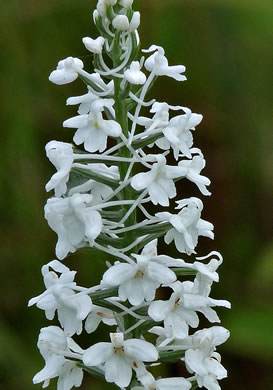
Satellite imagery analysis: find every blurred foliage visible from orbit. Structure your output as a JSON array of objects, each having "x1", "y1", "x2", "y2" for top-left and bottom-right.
[{"x1": 0, "y1": 0, "x2": 272, "y2": 389}]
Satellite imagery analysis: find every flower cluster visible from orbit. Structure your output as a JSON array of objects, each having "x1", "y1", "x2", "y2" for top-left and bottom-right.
[{"x1": 30, "y1": 1, "x2": 230, "y2": 389}]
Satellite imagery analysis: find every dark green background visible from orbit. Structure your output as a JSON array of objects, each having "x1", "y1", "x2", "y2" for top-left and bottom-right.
[{"x1": 0, "y1": 0, "x2": 272, "y2": 389}]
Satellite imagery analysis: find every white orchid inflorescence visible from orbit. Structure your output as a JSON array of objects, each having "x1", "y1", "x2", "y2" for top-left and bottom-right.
[{"x1": 29, "y1": 1, "x2": 230, "y2": 389}]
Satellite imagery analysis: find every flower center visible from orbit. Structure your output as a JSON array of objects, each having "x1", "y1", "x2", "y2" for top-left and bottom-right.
[
  {"x1": 135, "y1": 269, "x2": 145, "y2": 279},
  {"x1": 113, "y1": 346, "x2": 124, "y2": 356},
  {"x1": 174, "y1": 296, "x2": 182, "y2": 311},
  {"x1": 93, "y1": 120, "x2": 100, "y2": 129}
]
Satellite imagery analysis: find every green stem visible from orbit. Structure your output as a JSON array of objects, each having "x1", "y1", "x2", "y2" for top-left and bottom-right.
[
  {"x1": 158, "y1": 349, "x2": 185, "y2": 363},
  {"x1": 114, "y1": 77, "x2": 137, "y2": 251}
]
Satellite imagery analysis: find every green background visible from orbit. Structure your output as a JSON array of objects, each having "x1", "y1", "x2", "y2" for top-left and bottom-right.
[{"x1": 0, "y1": 0, "x2": 272, "y2": 389}]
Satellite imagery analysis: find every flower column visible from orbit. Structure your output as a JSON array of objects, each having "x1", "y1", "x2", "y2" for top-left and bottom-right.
[{"x1": 29, "y1": 1, "x2": 231, "y2": 390}]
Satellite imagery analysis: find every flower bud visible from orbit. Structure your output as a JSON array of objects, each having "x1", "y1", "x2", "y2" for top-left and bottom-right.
[
  {"x1": 93, "y1": 9, "x2": 99, "y2": 22},
  {"x1": 128, "y1": 11, "x2": 140, "y2": 31},
  {"x1": 97, "y1": 0, "x2": 117, "y2": 16},
  {"x1": 112, "y1": 15, "x2": 130, "y2": 31},
  {"x1": 119, "y1": 0, "x2": 133, "y2": 7}
]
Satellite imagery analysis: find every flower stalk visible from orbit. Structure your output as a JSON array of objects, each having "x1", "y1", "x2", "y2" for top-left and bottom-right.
[{"x1": 29, "y1": 1, "x2": 230, "y2": 390}]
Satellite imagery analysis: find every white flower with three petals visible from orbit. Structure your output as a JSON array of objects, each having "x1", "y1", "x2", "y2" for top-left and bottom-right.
[
  {"x1": 157, "y1": 107, "x2": 202, "y2": 159},
  {"x1": 148, "y1": 281, "x2": 203, "y2": 341},
  {"x1": 66, "y1": 87, "x2": 114, "y2": 115},
  {"x1": 156, "y1": 197, "x2": 214, "y2": 254},
  {"x1": 181, "y1": 327, "x2": 230, "y2": 390},
  {"x1": 85, "y1": 305, "x2": 116, "y2": 333},
  {"x1": 131, "y1": 155, "x2": 187, "y2": 206},
  {"x1": 144, "y1": 45, "x2": 186, "y2": 81},
  {"x1": 83, "y1": 332, "x2": 158, "y2": 388},
  {"x1": 101, "y1": 240, "x2": 177, "y2": 305},
  {"x1": 63, "y1": 100, "x2": 121, "y2": 152},
  {"x1": 178, "y1": 150, "x2": 211, "y2": 196},
  {"x1": 49, "y1": 57, "x2": 83, "y2": 85},
  {"x1": 45, "y1": 141, "x2": 74, "y2": 196},
  {"x1": 28, "y1": 260, "x2": 92, "y2": 336},
  {"x1": 33, "y1": 326, "x2": 83, "y2": 390},
  {"x1": 44, "y1": 193, "x2": 102, "y2": 259}
]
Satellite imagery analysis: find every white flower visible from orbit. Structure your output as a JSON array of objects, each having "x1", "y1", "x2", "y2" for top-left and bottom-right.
[
  {"x1": 183, "y1": 327, "x2": 230, "y2": 390},
  {"x1": 131, "y1": 155, "x2": 187, "y2": 206},
  {"x1": 158, "y1": 107, "x2": 203, "y2": 159},
  {"x1": 112, "y1": 15, "x2": 130, "y2": 31},
  {"x1": 66, "y1": 88, "x2": 114, "y2": 115},
  {"x1": 82, "y1": 36, "x2": 105, "y2": 54},
  {"x1": 28, "y1": 260, "x2": 92, "y2": 336},
  {"x1": 178, "y1": 151, "x2": 211, "y2": 196},
  {"x1": 63, "y1": 105, "x2": 121, "y2": 152},
  {"x1": 149, "y1": 281, "x2": 206, "y2": 341},
  {"x1": 33, "y1": 326, "x2": 83, "y2": 390},
  {"x1": 45, "y1": 141, "x2": 74, "y2": 196},
  {"x1": 44, "y1": 193, "x2": 102, "y2": 259},
  {"x1": 85, "y1": 305, "x2": 116, "y2": 333},
  {"x1": 134, "y1": 102, "x2": 184, "y2": 138},
  {"x1": 102, "y1": 240, "x2": 176, "y2": 305},
  {"x1": 144, "y1": 45, "x2": 186, "y2": 81},
  {"x1": 156, "y1": 197, "x2": 214, "y2": 254},
  {"x1": 49, "y1": 57, "x2": 83, "y2": 85},
  {"x1": 83, "y1": 333, "x2": 158, "y2": 388},
  {"x1": 133, "y1": 102, "x2": 171, "y2": 133},
  {"x1": 124, "y1": 61, "x2": 146, "y2": 85},
  {"x1": 68, "y1": 178, "x2": 112, "y2": 203}
]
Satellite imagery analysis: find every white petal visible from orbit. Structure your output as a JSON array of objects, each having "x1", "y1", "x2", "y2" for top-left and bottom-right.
[
  {"x1": 124, "y1": 339, "x2": 158, "y2": 362},
  {"x1": 103, "y1": 263, "x2": 135, "y2": 286},
  {"x1": 85, "y1": 312, "x2": 101, "y2": 333},
  {"x1": 83, "y1": 342, "x2": 112, "y2": 366},
  {"x1": 197, "y1": 307, "x2": 220, "y2": 323},
  {"x1": 131, "y1": 171, "x2": 154, "y2": 191},
  {"x1": 33, "y1": 355, "x2": 65, "y2": 384},
  {"x1": 147, "y1": 261, "x2": 176, "y2": 285},
  {"x1": 83, "y1": 209, "x2": 102, "y2": 244},
  {"x1": 63, "y1": 115, "x2": 89, "y2": 129},
  {"x1": 58, "y1": 362, "x2": 83, "y2": 390},
  {"x1": 105, "y1": 355, "x2": 132, "y2": 387},
  {"x1": 211, "y1": 326, "x2": 230, "y2": 346},
  {"x1": 120, "y1": 278, "x2": 145, "y2": 306},
  {"x1": 185, "y1": 349, "x2": 207, "y2": 376},
  {"x1": 205, "y1": 358, "x2": 227, "y2": 379},
  {"x1": 165, "y1": 312, "x2": 188, "y2": 339},
  {"x1": 148, "y1": 181, "x2": 170, "y2": 206},
  {"x1": 148, "y1": 300, "x2": 171, "y2": 322},
  {"x1": 202, "y1": 374, "x2": 221, "y2": 390}
]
